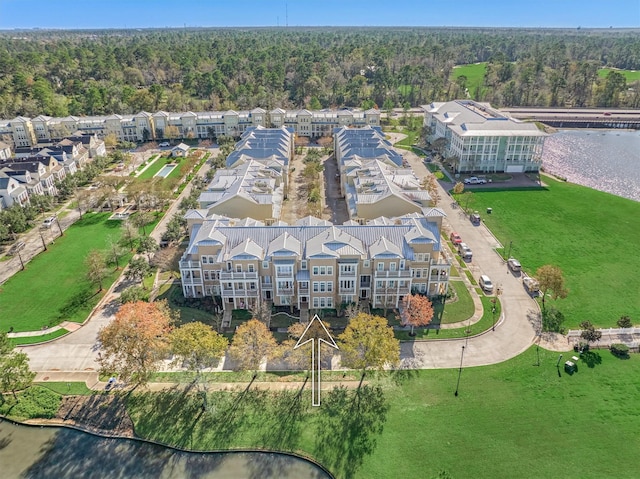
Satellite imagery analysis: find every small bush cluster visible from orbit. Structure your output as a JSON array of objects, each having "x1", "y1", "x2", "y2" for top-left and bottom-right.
[
  {"x1": 0, "y1": 386, "x2": 61, "y2": 419},
  {"x1": 610, "y1": 343, "x2": 630, "y2": 358}
]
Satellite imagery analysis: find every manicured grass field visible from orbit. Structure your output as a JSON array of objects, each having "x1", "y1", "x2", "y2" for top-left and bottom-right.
[
  {"x1": 463, "y1": 176, "x2": 640, "y2": 328},
  {"x1": 126, "y1": 348, "x2": 640, "y2": 479},
  {"x1": 137, "y1": 156, "x2": 173, "y2": 179},
  {"x1": 451, "y1": 62, "x2": 488, "y2": 94},
  {"x1": 0, "y1": 213, "x2": 132, "y2": 333},
  {"x1": 598, "y1": 68, "x2": 640, "y2": 82},
  {"x1": 36, "y1": 381, "x2": 92, "y2": 395}
]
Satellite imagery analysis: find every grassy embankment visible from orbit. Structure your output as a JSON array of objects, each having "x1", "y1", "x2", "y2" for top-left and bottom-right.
[{"x1": 458, "y1": 176, "x2": 640, "y2": 328}]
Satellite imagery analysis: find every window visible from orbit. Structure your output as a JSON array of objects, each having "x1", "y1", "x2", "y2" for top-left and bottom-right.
[
  {"x1": 390, "y1": 262, "x2": 396, "y2": 272},
  {"x1": 327, "y1": 266, "x2": 333, "y2": 275},
  {"x1": 248, "y1": 264, "x2": 255, "y2": 273},
  {"x1": 301, "y1": 260, "x2": 307, "y2": 270},
  {"x1": 227, "y1": 262, "x2": 232, "y2": 271},
  {"x1": 377, "y1": 262, "x2": 384, "y2": 271},
  {"x1": 236, "y1": 264, "x2": 242, "y2": 273},
  {"x1": 201, "y1": 256, "x2": 208, "y2": 264},
  {"x1": 399, "y1": 260, "x2": 405, "y2": 270},
  {"x1": 262, "y1": 261, "x2": 269, "y2": 269},
  {"x1": 313, "y1": 266, "x2": 319, "y2": 275},
  {"x1": 327, "y1": 282, "x2": 333, "y2": 292},
  {"x1": 320, "y1": 266, "x2": 326, "y2": 275},
  {"x1": 313, "y1": 282, "x2": 319, "y2": 292},
  {"x1": 363, "y1": 260, "x2": 370, "y2": 268}
]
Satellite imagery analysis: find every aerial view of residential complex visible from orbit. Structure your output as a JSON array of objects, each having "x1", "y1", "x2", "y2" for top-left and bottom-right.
[{"x1": 0, "y1": 1, "x2": 639, "y2": 478}]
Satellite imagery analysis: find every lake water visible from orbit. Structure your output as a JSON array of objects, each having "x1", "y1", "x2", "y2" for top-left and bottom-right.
[
  {"x1": 0, "y1": 420, "x2": 330, "y2": 479},
  {"x1": 541, "y1": 129, "x2": 640, "y2": 202}
]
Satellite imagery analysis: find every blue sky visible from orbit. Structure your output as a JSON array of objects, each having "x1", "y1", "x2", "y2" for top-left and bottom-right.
[{"x1": 0, "y1": 0, "x2": 638, "y2": 29}]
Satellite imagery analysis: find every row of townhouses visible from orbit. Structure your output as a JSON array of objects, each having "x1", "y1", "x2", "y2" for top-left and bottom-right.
[
  {"x1": 0, "y1": 132, "x2": 105, "y2": 210},
  {"x1": 334, "y1": 126, "x2": 432, "y2": 221},
  {"x1": 0, "y1": 108, "x2": 381, "y2": 148},
  {"x1": 179, "y1": 213, "x2": 451, "y2": 312},
  {"x1": 179, "y1": 125, "x2": 450, "y2": 314},
  {"x1": 422, "y1": 100, "x2": 548, "y2": 173}
]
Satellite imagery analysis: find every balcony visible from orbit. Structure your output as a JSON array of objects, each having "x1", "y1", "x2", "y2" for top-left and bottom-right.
[
  {"x1": 398, "y1": 286, "x2": 411, "y2": 295},
  {"x1": 338, "y1": 270, "x2": 356, "y2": 277},
  {"x1": 299, "y1": 287, "x2": 309, "y2": 295},
  {"x1": 182, "y1": 277, "x2": 203, "y2": 285},
  {"x1": 277, "y1": 288, "x2": 294, "y2": 296},
  {"x1": 221, "y1": 288, "x2": 259, "y2": 297},
  {"x1": 179, "y1": 260, "x2": 201, "y2": 269},
  {"x1": 339, "y1": 287, "x2": 356, "y2": 294},
  {"x1": 374, "y1": 270, "x2": 412, "y2": 278},
  {"x1": 261, "y1": 282, "x2": 273, "y2": 290},
  {"x1": 220, "y1": 271, "x2": 258, "y2": 280},
  {"x1": 274, "y1": 271, "x2": 293, "y2": 278}
]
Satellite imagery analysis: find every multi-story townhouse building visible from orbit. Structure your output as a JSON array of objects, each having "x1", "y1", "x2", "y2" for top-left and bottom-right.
[
  {"x1": 333, "y1": 126, "x2": 432, "y2": 221},
  {"x1": 0, "y1": 109, "x2": 381, "y2": 148},
  {"x1": 1, "y1": 159, "x2": 64, "y2": 196},
  {"x1": 422, "y1": 100, "x2": 547, "y2": 173},
  {"x1": 0, "y1": 141, "x2": 11, "y2": 160},
  {"x1": 179, "y1": 212, "x2": 450, "y2": 313},
  {"x1": 198, "y1": 160, "x2": 285, "y2": 222},
  {"x1": 0, "y1": 168, "x2": 44, "y2": 197},
  {"x1": 0, "y1": 174, "x2": 30, "y2": 209}
]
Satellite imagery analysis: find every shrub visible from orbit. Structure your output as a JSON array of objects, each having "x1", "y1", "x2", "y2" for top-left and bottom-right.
[
  {"x1": 617, "y1": 316, "x2": 633, "y2": 328},
  {"x1": 610, "y1": 343, "x2": 630, "y2": 358},
  {"x1": 0, "y1": 386, "x2": 61, "y2": 419}
]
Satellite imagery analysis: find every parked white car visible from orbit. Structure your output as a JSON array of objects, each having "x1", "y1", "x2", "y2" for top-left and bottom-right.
[
  {"x1": 42, "y1": 216, "x2": 56, "y2": 228},
  {"x1": 464, "y1": 176, "x2": 487, "y2": 185},
  {"x1": 158, "y1": 142, "x2": 170, "y2": 147}
]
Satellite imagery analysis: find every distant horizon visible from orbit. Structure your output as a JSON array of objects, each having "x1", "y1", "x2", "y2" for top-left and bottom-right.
[{"x1": 0, "y1": 0, "x2": 638, "y2": 30}]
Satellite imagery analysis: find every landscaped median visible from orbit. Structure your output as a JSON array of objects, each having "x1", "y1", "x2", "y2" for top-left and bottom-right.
[{"x1": 5, "y1": 348, "x2": 640, "y2": 479}]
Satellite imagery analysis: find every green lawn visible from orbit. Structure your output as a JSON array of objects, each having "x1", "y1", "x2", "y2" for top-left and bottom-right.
[
  {"x1": 598, "y1": 68, "x2": 640, "y2": 82},
  {"x1": 10, "y1": 328, "x2": 69, "y2": 346},
  {"x1": 134, "y1": 154, "x2": 158, "y2": 173},
  {"x1": 35, "y1": 381, "x2": 93, "y2": 395},
  {"x1": 436, "y1": 280, "x2": 475, "y2": 325},
  {"x1": 460, "y1": 176, "x2": 640, "y2": 328},
  {"x1": 0, "y1": 213, "x2": 133, "y2": 333},
  {"x1": 137, "y1": 156, "x2": 173, "y2": 179},
  {"x1": 125, "y1": 348, "x2": 640, "y2": 479},
  {"x1": 396, "y1": 295, "x2": 497, "y2": 340},
  {"x1": 451, "y1": 62, "x2": 488, "y2": 94}
]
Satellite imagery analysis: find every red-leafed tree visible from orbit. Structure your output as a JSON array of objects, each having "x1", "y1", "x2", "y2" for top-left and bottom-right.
[
  {"x1": 400, "y1": 294, "x2": 434, "y2": 336},
  {"x1": 97, "y1": 300, "x2": 174, "y2": 386}
]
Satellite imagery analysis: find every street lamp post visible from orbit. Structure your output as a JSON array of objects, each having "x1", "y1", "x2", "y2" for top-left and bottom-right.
[
  {"x1": 16, "y1": 249, "x2": 25, "y2": 270},
  {"x1": 454, "y1": 344, "x2": 465, "y2": 397},
  {"x1": 54, "y1": 215, "x2": 64, "y2": 237},
  {"x1": 39, "y1": 229, "x2": 47, "y2": 251}
]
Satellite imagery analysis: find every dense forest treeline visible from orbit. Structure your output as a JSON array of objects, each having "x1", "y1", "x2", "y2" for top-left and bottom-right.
[{"x1": 1, "y1": 27, "x2": 639, "y2": 118}]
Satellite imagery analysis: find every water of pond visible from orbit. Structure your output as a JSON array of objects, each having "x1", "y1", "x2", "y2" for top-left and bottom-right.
[
  {"x1": 541, "y1": 129, "x2": 640, "y2": 202},
  {"x1": 0, "y1": 420, "x2": 330, "y2": 479}
]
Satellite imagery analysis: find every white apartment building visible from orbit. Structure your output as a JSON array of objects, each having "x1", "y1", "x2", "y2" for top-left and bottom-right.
[
  {"x1": 0, "y1": 108, "x2": 380, "y2": 148},
  {"x1": 422, "y1": 100, "x2": 547, "y2": 173}
]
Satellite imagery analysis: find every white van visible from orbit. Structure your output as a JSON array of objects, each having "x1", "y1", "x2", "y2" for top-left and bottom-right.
[{"x1": 479, "y1": 275, "x2": 494, "y2": 293}]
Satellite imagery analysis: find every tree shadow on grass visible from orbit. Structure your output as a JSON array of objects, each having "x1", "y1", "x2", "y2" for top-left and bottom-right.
[
  {"x1": 581, "y1": 350, "x2": 602, "y2": 368},
  {"x1": 314, "y1": 383, "x2": 388, "y2": 478},
  {"x1": 258, "y1": 379, "x2": 309, "y2": 452},
  {"x1": 56, "y1": 288, "x2": 100, "y2": 321}
]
